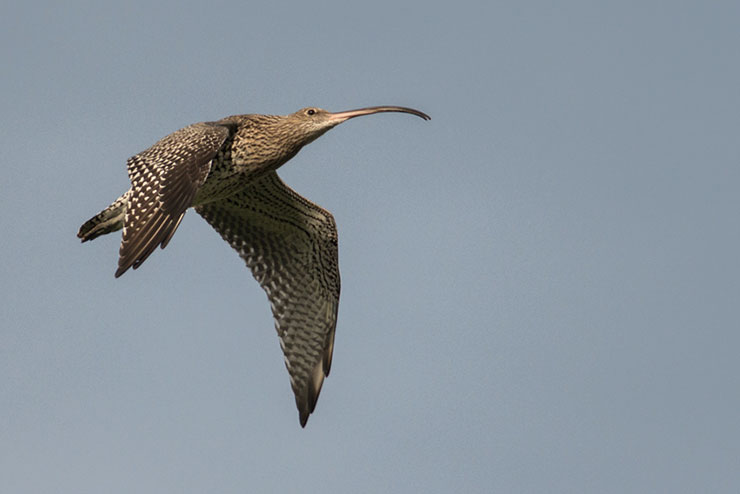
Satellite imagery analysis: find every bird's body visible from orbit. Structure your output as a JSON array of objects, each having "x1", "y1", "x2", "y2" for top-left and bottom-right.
[{"x1": 78, "y1": 105, "x2": 429, "y2": 426}]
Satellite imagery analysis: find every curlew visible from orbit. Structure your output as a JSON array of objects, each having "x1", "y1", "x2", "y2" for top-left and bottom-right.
[{"x1": 78, "y1": 105, "x2": 430, "y2": 426}]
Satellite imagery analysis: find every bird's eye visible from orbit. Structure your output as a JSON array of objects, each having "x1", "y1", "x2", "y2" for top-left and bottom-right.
[{"x1": 306, "y1": 109, "x2": 316, "y2": 116}]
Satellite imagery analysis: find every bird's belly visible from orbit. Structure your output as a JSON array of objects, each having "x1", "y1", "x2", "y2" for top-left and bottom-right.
[{"x1": 193, "y1": 160, "x2": 282, "y2": 206}]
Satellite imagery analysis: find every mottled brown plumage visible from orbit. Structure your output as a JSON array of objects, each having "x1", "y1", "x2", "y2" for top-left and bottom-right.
[{"x1": 78, "y1": 105, "x2": 430, "y2": 426}]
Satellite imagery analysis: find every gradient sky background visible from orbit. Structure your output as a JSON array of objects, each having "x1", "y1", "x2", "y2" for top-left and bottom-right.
[{"x1": 2, "y1": 1, "x2": 739, "y2": 493}]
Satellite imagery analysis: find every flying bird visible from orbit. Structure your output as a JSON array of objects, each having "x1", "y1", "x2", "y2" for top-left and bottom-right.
[{"x1": 78, "y1": 105, "x2": 430, "y2": 426}]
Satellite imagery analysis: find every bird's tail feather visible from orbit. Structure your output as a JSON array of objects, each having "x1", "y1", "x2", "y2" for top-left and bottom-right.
[{"x1": 77, "y1": 191, "x2": 130, "y2": 242}]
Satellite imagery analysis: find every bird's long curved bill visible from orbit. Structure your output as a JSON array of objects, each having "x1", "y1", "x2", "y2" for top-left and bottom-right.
[{"x1": 327, "y1": 106, "x2": 431, "y2": 123}]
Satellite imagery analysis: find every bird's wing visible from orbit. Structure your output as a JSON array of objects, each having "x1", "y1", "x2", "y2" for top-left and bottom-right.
[
  {"x1": 195, "y1": 171, "x2": 340, "y2": 427},
  {"x1": 116, "y1": 122, "x2": 232, "y2": 277}
]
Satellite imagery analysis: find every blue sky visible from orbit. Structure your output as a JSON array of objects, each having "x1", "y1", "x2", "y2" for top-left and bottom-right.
[{"x1": 1, "y1": 1, "x2": 739, "y2": 492}]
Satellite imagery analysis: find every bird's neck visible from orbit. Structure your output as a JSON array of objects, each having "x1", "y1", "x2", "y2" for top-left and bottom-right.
[{"x1": 231, "y1": 115, "x2": 310, "y2": 171}]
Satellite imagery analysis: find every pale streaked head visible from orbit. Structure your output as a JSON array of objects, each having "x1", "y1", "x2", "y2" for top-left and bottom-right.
[{"x1": 288, "y1": 105, "x2": 430, "y2": 143}]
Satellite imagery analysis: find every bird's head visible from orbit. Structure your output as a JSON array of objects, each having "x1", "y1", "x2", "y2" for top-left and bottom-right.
[{"x1": 285, "y1": 105, "x2": 430, "y2": 146}]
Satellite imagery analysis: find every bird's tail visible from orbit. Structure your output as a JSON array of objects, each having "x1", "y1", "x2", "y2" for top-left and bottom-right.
[{"x1": 77, "y1": 191, "x2": 130, "y2": 242}]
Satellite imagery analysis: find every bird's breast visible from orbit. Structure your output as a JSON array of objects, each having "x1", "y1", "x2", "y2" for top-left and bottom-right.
[{"x1": 192, "y1": 136, "x2": 298, "y2": 206}]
